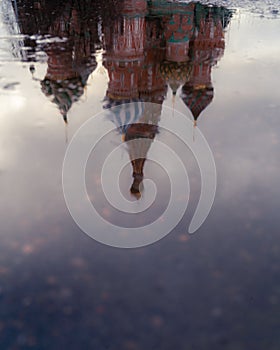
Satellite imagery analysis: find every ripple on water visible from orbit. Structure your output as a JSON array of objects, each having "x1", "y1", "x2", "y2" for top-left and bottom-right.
[{"x1": 2, "y1": 81, "x2": 19, "y2": 90}]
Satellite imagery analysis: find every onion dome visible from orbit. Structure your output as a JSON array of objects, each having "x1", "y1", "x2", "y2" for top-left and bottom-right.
[
  {"x1": 41, "y1": 52, "x2": 96, "y2": 123},
  {"x1": 181, "y1": 83, "x2": 213, "y2": 122},
  {"x1": 104, "y1": 100, "x2": 144, "y2": 136},
  {"x1": 159, "y1": 60, "x2": 192, "y2": 96},
  {"x1": 41, "y1": 77, "x2": 85, "y2": 123}
]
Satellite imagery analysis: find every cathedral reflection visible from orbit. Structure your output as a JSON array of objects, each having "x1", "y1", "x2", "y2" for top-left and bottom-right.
[
  {"x1": 13, "y1": 0, "x2": 114, "y2": 122},
  {"x1": 103, "y1": 0, "x2": 231, "y2": 197},
  {"x1": 13, "y1": 0, "x2": 232, "y2": 197}
]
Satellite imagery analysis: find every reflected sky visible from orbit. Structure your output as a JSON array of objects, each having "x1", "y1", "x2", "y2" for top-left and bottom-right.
[{"x1": 0, "y1": 1, "x2": 280, "y2": 349}]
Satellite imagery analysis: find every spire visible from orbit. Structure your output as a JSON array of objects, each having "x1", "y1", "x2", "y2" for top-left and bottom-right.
[
  {"x1": 169, "y1": 81, "x2": 180, "y2": 97},
  {"x1": 172, "y1": 90, "x2": 176, "y2": 117},
  {"x1": 64, "y1": 119, "x2": 68, "y2": 145},
  {"x1": 62, "y1": 113, "x2": 68, "y2": 124},
  {"x1": 193, "y1": 118, "x2": 196, "y2": 142}
]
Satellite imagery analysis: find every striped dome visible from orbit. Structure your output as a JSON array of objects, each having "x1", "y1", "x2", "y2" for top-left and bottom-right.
[
  {"x1": 181, "y1": 84, "x2": 213, "y2": 120},
  {"x1": 104, "y1": 100, "x2": 144, "y2": 134},
  {"x1": 41, "y1": 77, "x2": 85, "y2": 122}
]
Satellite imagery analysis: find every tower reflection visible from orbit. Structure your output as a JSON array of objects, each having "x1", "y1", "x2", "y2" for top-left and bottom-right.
[
  {"x1": 13, "y1": 0, "x2": 114, "y2": 122},
  {"x1": 181, "y1": 4, "x2": 231, "y2": 125},
  {"x1": 14, "y1": 0, "x2": 232, "y2": 197},
  {"x1": 103, "y1": 0, "x2": 232, "y2": 197}
]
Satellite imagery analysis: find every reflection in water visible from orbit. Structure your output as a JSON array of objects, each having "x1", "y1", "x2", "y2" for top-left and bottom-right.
[
  {"x1": 10, "y1": 0, "x2": 231, "y2": 117},
  {"x1": 40, "y1": 45, "x2": 95, "y2": 124},
  {"x1": 15, "y1": 0, "x2": 101, "y2": 123},
  {"x1": 1, "y1": 1, "x2": 280, "y2": 349},
  {"x1": 4, "y1": 0, "x2": 232, "y2": 202},
  {"x1": 102, "y1": 0, "x2": 231, "y2": 196},
  {"x1": 8, "y1": 0, "x2": 232, "y2": 197}
]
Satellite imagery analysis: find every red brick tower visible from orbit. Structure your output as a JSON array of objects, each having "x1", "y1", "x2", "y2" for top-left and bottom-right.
[
  {"x1": 126, "y1": 16, "x2": 166, "y2": 198},
  {"x1": 138, "y1": 17, "x2": 167, "y2": 104},
  {"x1": 104, "y1": 4, "x2": 166, "y2": 198},
  {"x1": 181, "y1": 4, "x2": 226, "y2": 124},
  {"x1": 40, "y1": 4, "x2": 98, "y2": 122},
  {"x1": 103, "y1": 0, "x2": 147, "y2": 101},
  {"x1": 164, "y1": 3, "x2": 195, "y2": 62},
  {"x1": 159, "y1": 3, "x2": 195, "y2": 97}
]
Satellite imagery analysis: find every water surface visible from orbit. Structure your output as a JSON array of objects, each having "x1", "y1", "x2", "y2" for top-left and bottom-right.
[{"x1": 0, "y1": 1, "x2": 280, "y2": 349}]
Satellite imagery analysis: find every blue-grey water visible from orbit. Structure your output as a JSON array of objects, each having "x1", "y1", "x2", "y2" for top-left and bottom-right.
[{"x1": 0, "y1": 1, "x2": 280, "y2": 349}]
